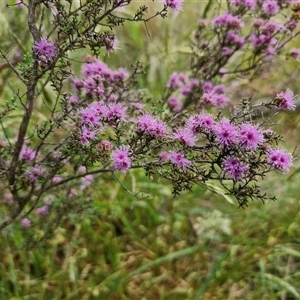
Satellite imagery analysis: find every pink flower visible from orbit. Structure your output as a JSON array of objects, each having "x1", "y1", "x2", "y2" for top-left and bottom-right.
[
  {"x1": 79, "y1": 107, "x2": 101, "y2": 126},
  {"x1": 267, "y1": 148, "x2": 293, "y2": 172},
  {"x1": 25, "y1": 166, "x2": 48, "y2": 182},
  {"x1": 33, "y1": 38, "x2": 58, "y2": 63},
  {"x1": 166, "y1": 72, "x2": 187, "y2": 89},
  {"x1": 212, "y1": 12, "x2": 244, "y2": 29},
  {"x1": 82, "y1": 59, "x2": 109, "y2": 77},
  {"x1": 81, "y1": 126, "x2": 98, "y2": 141},
  {"x1": 276, "y1": 89, "x2": 297, "y2": 110},
  {"x1": 89, "y1": 102, "x2": 108, "y2": 119},
  {"x1": 21, "y1": 218, "x2": 31, "y2": 228},
  {"x1": 81, "y1": 175, "x2": 94, "y2": 190},
  {"x1": 3, "y1": 193, "x2": 14, "y2": 205},
  {"x1": 160, "y1": 151, "x2": 169, "y2": 161},
  {"x1": 107, "y1": 103, "x2": 127, "y2": 122},
  {"x1": 223, "y1": 157, "x2": 248, "y2": 180},
  {"x1": 73, "y1": 78, "x2": 84, "y2": 90},
  {"x1": 52, "y1": 176, "x2": 63, "y2": 183},
  {"x1": 35, "y1": 206, "x2": 49, "y2": 216},
  {"x1": 173, "y1": 127, "x2": 197, "y2": 146},
  {"x1": 262, "y1": 1, "x2": 279, "y2": 15},
  {"x1": 231, "y1": 0, "x2": 256, "y2": 9},
  {"x1": 112, "y1": 68, "x2": 129, "y2": 81},
  {"x1": 290, "y1": 48, "x2": 300, "y2": 60},
  {"x1": 96, "y1": 140, "x2": 113, "y2": 152},
  {"x1": 212, "y1": 94, "x2": 229, "y2": 108},
  {"x1": 136, "y1": 114, "x2": 167, "y2": 138},
  {"x1": 186, "y1": 113, "x2": 214, "y2": 134},
  {"x1": 169, "y1": 151, "x2": 191, "y2": 170},
  {"x1": 104, "y1": 36, "x2": 120, "y2": 54},
  {"x1": 238, "y1": 123, "x2": 264, "y2": 151},
  {"x1": 226, "y1": 31, "x2": 245, "y2": 48},
  {"x1": 20, "y1": 147, "x2": 36, "y2": 162},
  {"x1": 163, "y1": 0, "x2": 183, "y2": 12},
  {"x1": 168, "y1": 97, "x2": 182, "y2": 112},
  {"x1": 214, "y1": 119, "x2": 238, "y2": 147},
  {"x1": 68, "y1": 95, "x2": 80, "y2": 104},
  {"x1": 112, "y1": 146, "x2": 131, "y2": 171}
]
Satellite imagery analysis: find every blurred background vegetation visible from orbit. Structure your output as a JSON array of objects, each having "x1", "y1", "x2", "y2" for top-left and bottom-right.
[{"x1": 1, "y1": 1, "x2": 300, "y2": 299}]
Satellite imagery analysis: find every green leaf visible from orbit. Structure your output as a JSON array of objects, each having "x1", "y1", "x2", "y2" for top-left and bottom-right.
[{"x1": 202, "y1": 180, "x2": 235, "y2": 205}]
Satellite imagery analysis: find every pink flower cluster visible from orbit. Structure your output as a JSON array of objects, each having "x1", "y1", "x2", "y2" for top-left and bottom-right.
[
  {"x1": 112, "y1": 146, "x2": 131, "y2": 171},
  {"x1": 267, "y1": 148, "x2": 293, "y2": 172},
  {"x1": 160, "y1": 151, "x2": 191, "y2": 170},
  {"x1": 163, "y1": 0, "x2": 183, "y2": 12},
  {"x1": 33, "y1": 38, "x2": 58, "y2": 64},
  {"x1": 223, "y1": 157, "x2": 249, "y2": 180},
  {"x1": 136, "y1": 114, "x2": 167, "y2": 138}
]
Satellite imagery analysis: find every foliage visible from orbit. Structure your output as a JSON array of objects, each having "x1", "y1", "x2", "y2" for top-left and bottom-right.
[{"x1": 0, "y1": 0, "x2": 300, "y2": 298}]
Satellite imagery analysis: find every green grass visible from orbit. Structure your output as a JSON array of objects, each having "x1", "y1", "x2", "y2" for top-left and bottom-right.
[{"x1": 1, "y1": 167, "x2": 300, "y2": 299}]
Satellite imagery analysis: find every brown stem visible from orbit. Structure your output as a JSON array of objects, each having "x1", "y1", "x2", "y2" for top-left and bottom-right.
[{"x1": 8, "y1": 1, "x2": 39, "y2": 196}]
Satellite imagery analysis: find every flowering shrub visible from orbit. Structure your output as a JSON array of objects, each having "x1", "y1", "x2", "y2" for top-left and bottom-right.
[{"x1": 0, "y1": 0, "x2": 298, "y2": 235}]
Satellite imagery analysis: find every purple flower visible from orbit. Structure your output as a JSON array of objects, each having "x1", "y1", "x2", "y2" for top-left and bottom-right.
[
  {"x1": 21, "y1": 218, "x2": 31, "y2": 228},
  {"x1": 160, "y1": 151, "x2": 169, "y2": 161},
  {"x1": 112, "y1": 68, "x2": 129, "y2": 81},
  {"x1": 79, "y1": 107, "x2": 101, "y2": 126},
  {"x1": 214, "y1": 119, "x2": 238, "y2": 147},
  {"x1": 262, "y1": 20, "x2": 283, "y2": 34},
  {"x1": 285, "y1": 18, "x2": 298, "y2": 31},
  {"x1": 112, "y1": 146, "x2": 131, "y2": 171},
  {"x1": 3, "y1": 193, "x2": 14, "y2": 205},
  {"x1": 83, "y1": 77, "x2": 97, "y2": 94},
  {"x1": 290, "y1": 48, "x2": 300, "y2": 60},
  {"x1": 35, "y1": 206, "x2": 49, "y2": 216},
  {"x1": 136, "y1": 114, "x2": 167, "y2": 138},
  {"x1": 212, "y1": 94, "x2": 229, "y2": 108},
  {"x1": 25, "y1": 165, "x2": 48, "y2": 182},
  {"x1": 73, "y1": 78, "x2": 84, "y2": 91},
  {"x1": 107, "y1": 103, "x2": 127, "y2": 122},
  {"x1": 168, "y1": 97, "x2": 182, "y2": 112},
  {"x1": 186, "y1": 113, "x2": 214, "y2": 134},
  {"x1": 221, "y1": 48, "x2": 234, "y2": 57},
  {"x1": 20, "y1": 147, "x2": 36, "y2": 162},
  {"x1": 163, "y1": 0, "x2": 183, "y2": 12},
  {"x1": 202, "y1": 81, "x2": 213, "y2": 92},
  {"x1": 223, "y1": 157, "x2": 248, "y2": 180},
  {"x1": 212, "y1": 12, "x2": 244, "y2": 29},
  {"x1": 81, "y1": 126, "x2": 97, "y2": 140},
  {"x1": 276, "y1": 89, "x2": 297, "y2": 110},
  {"x1": 231, "y1": 0, "x2": 256, "y2": 9},
  {"x1": 238, "y1": 123, "x2": 264, "y2": 151},
  {"x1": 52, "y1": 176, "x2": 63, "y2": 183},
  {"x1": 81, "y1": 175, "x2": 94, "y2": 190},
  {"x1": 89, "y1": 102, "x2": 108, "y2": 119},
  {"x1": 104, "y1": 36, "x2": 120, "y2": 54},
  {"x1": 68, "y1": 95, "x2": 80, "y2": 104},
  {"x1": 33, "y1": 38, "x2": 58, "y2": 63},
  {"x1": 267, "y1": 148, "x2": 293, "y2": 172},
  {"x1": 82, "y1": 59, "x2": 109, "y2": 77},
  {"x1": 226, "y1": 31, "x2": 245, "y2": 48},
  {"x1": 166, "y1": 72, "x2": 188, "y2": 89},
  {"x1": 262, "y1": 0, "x2": 279, "y2": 15},
  {"x1": 180, "y1": 79, "x2": 199, "y2": 95},
  {"x1": 173, "y1": 127, "x2": 197, "y2": 146},
  {"x1": 169, "y1": 151, "x2": 191, "y2": 170},
  {"x1": 96, "y1": 140, "x2": 113, "y2": 152}
]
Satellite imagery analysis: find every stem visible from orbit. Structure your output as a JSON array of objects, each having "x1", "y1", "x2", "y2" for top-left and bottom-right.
[{"x1": 8, "y1": 1, "x2": 39, "y2": 195}]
